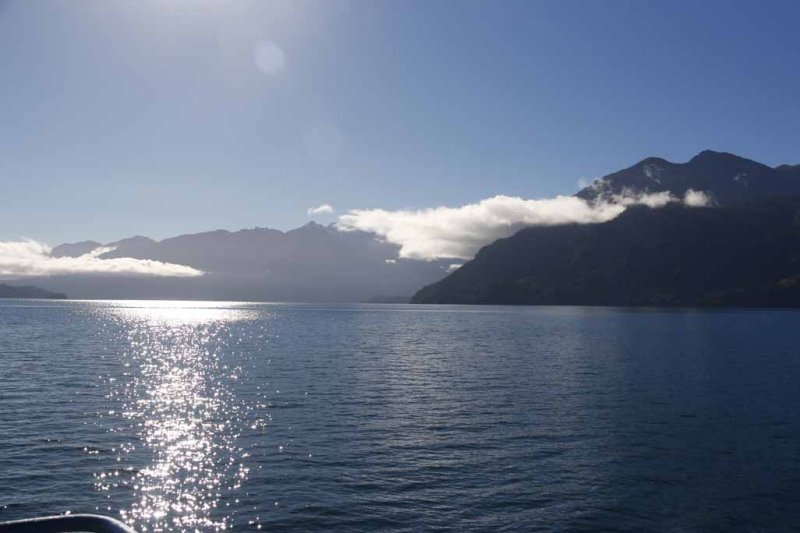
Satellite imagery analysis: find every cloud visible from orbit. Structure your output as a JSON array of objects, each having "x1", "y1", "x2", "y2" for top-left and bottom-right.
[
  {"x1": 683, "y1": 189, "x2": 712, "y2": 207},
  {"x1": 0, "y1": 240, "x2": 204, "y2": 278},
  {"x1": 337, "y1": 190, "x2": 710, "y2": 260},
  {"x1": 307, "y1": 203, "x2": 335, "y2": 216}
]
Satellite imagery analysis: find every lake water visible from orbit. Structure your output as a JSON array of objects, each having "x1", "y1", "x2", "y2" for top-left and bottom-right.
[{"x1": 1, "y1": 300, "x2": 799, "y2": 532}]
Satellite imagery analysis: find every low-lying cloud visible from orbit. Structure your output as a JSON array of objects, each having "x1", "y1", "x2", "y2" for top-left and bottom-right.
[
  {"x1": 0, "y1": 240, "x2": 204, "y2": 278},
  {"x1": 338, "y1": 190, "x2": 710, "y2": 260},
  {"x1": 683, "y1": 189, "x2": 712, "y2": 207}
]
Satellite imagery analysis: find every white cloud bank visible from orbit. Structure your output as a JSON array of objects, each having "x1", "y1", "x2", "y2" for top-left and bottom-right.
[
  {"x1": 307, "y1": 203, "x2": 335, "y2": 216},
  {"x1": 0, "y1": 241, "x2": 204, "y2": 278},
  {"x1": 338, "y1": 190, "x2": 710, "y2": 260}
]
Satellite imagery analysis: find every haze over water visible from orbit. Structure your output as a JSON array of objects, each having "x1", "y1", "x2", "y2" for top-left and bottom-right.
[{"x1": 1, "y1": 300, "x2": 799, "y2": 531}]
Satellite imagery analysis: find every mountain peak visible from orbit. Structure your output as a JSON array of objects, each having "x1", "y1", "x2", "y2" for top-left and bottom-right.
[
  {"x1": 111, "y1": 235, "x2": 155, "y2": 247},
  {"x1": 296, "y1": 221, "x2": 326, "y2": 231},
  {"x1": 635, "y1": 156, "x2": 671, "y2": 166},
  {"x1": 578, "y1": 150, "x2": 799, "y2": 205},
  {"x1": 692, "y1": 149, "x2": 728, "y2": 158},
  {"x1": 689, "y1": 150, "x2": 753, "y2": 165}
]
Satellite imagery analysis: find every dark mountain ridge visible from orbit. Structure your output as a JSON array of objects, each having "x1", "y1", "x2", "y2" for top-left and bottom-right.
[
  {"x1": 50, "y1": 240, "x2": 102, "y2": 258},
  {"x1": 0, "y1": 283, "x2": 67, "y2": 299},
  {"x1": 413, "y1": 199, "x2": 800, "y2": 306},
  {"x1": 578, "y1": 150, "x2": 800, "y2": 206},
  {"x1": 44, "y1": 222, "x2": 452, "y2": 302},
  {"x1": 415, "y1": 151, "x2": 800, "y2": 306}
]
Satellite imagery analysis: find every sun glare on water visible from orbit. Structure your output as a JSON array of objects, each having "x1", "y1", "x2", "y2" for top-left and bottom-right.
[{"x1": 93, "y1": 301, "x2": 267, "y2": 531}]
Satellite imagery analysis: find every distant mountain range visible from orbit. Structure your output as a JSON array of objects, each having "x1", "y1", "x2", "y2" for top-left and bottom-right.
[
  {"x1": 21, "y1": 150, "x2": 800, "y2": 305},
  {"x1": 36, "y1": 222, "x2": 451, "y2": 302},
  {"x1": 0, "y1": 283, "x2": 66, "y2": 299},
  {"x1": 414, "y1": 151, "x2": 800, "y2": 306}
]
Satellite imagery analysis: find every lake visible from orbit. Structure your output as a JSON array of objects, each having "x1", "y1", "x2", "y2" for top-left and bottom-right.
[{"x1": 1, "y1": 300, "x2": 799, "y2": 531}]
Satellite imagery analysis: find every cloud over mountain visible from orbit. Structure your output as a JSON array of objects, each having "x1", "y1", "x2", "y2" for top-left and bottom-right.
[
  {"x1": 0, "y1": 240, "x2": 204, "y2": 278},
  {"x1": 338, "y1": 191, "x2": 709, "y2": 260}
]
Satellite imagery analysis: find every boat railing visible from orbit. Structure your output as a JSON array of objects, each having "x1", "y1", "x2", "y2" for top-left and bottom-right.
[{"x1": 0, "y1": 514, "x2": 137, "y2": 533}]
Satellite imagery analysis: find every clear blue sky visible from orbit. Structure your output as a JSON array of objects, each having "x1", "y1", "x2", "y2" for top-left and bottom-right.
[{"x1": 1, "y1": 0, "x2": 799, "y2": 244}]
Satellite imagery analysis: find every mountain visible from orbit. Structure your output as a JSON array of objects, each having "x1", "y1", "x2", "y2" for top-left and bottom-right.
[
  {"x1": 42, "y1": 222, "x2": 452, "y2": 302},
  {"x1": 0, "y1": 283, "x2": 67, "y2": 299},
  {"x1": 39, "y1": 150, "x2": 800, "y2": 304},
  {"x1": 577, "y1": 150, "x2": 800, "y2": 206},
  {"x1": 414, "y1": 150, "x2": 800, "y2": 306},
  {"x1": 413, "y1": 199, "x2": 800, "y2": 306},
  {"x1": 50, "y1": 240, "x2": 102, "y2": 258}
]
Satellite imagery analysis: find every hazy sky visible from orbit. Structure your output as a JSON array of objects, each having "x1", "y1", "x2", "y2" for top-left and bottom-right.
[{"x1": 1, "y1": 0, "x2": 799, "y2": 244}]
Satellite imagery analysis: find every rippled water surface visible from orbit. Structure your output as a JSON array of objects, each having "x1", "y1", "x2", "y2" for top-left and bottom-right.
[{"x1": 1, "y1": 300, "x2": 799, "y2": 531}]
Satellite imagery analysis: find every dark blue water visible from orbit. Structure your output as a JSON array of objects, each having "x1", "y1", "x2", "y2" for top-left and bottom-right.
[{"x1": 1, "y1": 300, "x2": 799, "y2": 531}]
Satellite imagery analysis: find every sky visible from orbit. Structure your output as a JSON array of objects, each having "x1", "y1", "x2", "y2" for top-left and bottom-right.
[{"x1": 1, "y1": 0, "x2": 799, "y2": 244}]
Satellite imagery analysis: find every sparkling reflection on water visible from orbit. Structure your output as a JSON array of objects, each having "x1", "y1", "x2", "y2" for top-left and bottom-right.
[{"x1": 96, "y1": 302, "x2": 265, "y2": 531}]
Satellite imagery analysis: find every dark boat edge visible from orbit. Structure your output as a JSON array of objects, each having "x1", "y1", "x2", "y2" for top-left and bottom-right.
[{"x1": 0, "y1": 514, "x2": 136, "y2": 533}]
